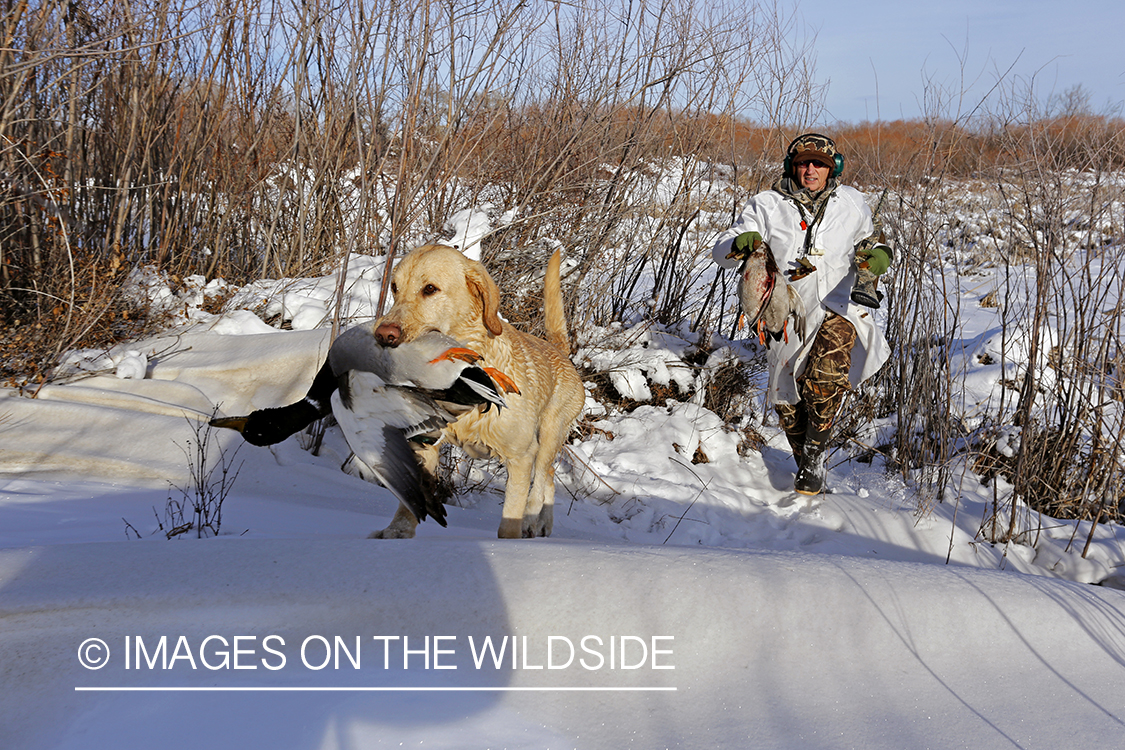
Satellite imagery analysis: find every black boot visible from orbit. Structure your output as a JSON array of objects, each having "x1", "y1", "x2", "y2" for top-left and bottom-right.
[{"x1": 794, "y1": 442, "x2": 827, "y2": 495}]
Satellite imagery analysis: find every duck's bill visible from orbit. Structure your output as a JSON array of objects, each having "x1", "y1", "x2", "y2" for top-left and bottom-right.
[{"x1": 209, "y1": 415, "x2": 249, "y2": 433}]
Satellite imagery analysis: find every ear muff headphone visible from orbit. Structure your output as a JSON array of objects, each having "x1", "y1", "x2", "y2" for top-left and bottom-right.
[{"x1": 784, "y1": 133, "x2": 844, "y2": 179}]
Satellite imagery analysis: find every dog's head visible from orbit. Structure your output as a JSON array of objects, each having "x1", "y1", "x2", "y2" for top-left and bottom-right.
[{"x1": 374, "y1": 244, "x2": 503, "y2": 346}]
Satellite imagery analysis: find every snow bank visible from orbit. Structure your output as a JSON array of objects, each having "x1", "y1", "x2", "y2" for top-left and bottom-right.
[{"x1": 2, "y1": 539, "x2": 1122, "y2": 750}]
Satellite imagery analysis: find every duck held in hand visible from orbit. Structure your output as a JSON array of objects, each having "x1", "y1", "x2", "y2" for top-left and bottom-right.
[{"x1": 727, "y1": 231, "x2": 806, "y2": 347}]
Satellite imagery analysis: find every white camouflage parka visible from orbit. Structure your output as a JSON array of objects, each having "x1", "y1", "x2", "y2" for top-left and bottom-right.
[{"x1": 712, "y1": 183, "x2": 891, "y2": 405}]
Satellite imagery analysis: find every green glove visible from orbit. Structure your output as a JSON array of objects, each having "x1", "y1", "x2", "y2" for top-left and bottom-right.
[
  {"x1": 727, "y1": 231, "x2": 764, "y2": 260},
  {"x1": 856, "y1": 244, "x2": 892, "y2": 276}
]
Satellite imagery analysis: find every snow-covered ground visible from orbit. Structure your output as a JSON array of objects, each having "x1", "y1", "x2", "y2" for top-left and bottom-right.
[{"x1": 2, "y1": 208, "x2": 1124, "y2": 748}]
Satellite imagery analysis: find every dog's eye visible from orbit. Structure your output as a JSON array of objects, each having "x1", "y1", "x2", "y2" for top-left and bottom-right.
[
  {"x1": 422, "y1": 284, "x2": 438, "y2": 296},
  {"x1": 390, "y1": 282, "x2": 398, "y2": 295}
]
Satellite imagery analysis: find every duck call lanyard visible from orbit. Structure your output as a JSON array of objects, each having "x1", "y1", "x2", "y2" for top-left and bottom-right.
[{"x1": 790, "y1": 188, "x2": 833, "y2": 258}]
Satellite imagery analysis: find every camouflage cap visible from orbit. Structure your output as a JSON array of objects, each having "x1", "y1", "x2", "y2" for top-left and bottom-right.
[{"x1": 787, "y1": 133, "x2": 839, "y2": 169}]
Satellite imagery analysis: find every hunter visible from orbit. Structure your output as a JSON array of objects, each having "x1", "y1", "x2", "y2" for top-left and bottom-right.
[{"x1": 713, "y1": 133, "x2": 892, "y2": 495}]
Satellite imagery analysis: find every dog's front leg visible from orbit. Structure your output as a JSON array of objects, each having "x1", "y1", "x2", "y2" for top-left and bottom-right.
[
  {"x1": 368, "y1": 443, "x2": 440, "y2": 539},
  {"x1": 368, "y1": 503, "x2": 419, "y2": 539}
]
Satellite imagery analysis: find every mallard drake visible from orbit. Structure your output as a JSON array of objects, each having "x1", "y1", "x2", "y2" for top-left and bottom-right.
[{"x1": 212, "y1": 327, "x2": 519, "y2": 527}]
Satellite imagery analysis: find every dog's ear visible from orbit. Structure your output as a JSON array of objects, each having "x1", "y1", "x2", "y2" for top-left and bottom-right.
[{"x1": 465, "y1": 261, "x2": 503, "y2": 336}]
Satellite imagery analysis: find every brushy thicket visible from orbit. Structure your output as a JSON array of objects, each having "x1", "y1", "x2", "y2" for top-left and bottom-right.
[{"x1": 3, "y1": 0, "x2": 1123, "y2": 540}]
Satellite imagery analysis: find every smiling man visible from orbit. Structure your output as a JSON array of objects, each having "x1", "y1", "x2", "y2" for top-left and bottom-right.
[{"x1": 712, "y1": 133, "x2": 893, "y2": 495}]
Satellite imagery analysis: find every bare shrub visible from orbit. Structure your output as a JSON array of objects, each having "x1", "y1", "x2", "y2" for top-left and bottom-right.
[
  {"x1": 849, "y1": 75, "x2": 1125, "y2": 542},
  {"x1": 3, "y1": 0, "x2": 797, "y2": 367},
  {"x1": 157, "y1": 414, "x2": 244, "y2": 539}
]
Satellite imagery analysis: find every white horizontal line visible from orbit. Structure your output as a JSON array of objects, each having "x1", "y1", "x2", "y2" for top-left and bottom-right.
[{"x1": 75, "y1": 686, "x2": 677, "y2": 693}]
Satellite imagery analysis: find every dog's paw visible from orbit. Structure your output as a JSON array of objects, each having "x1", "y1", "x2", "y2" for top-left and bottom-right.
[
  {"x1": 497, "y1": 518, "x2": 523, "y2": 539},
  {"x1": 368, "y1": 526, "x2": 416, "y2": 540},
  {"x1": 498, "y1": 506, "x2": 553, "y2": 539},
  {"x1": 521, "y1": 509, "x2": 553, "y2": 538}
]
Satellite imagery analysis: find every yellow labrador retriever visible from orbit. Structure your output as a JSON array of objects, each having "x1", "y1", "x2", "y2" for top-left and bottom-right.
[{"x1": 371, "y1": 244, "x2": 585, "y2": 539}]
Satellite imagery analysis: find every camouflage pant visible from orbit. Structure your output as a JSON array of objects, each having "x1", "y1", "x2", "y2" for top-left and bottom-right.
[{"x1": 775, "y1": 312, "x2": 856, "y2": 454}]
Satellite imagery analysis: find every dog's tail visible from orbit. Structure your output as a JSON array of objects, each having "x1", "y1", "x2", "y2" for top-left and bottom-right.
[{"x1": 544, "y1": 248, "x2": 570, "y2": 353}]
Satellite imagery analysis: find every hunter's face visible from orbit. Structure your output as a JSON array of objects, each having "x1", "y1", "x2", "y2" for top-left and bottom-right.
[{"x1": 795, "y1": 159, "x2": 831, "y2": 192}]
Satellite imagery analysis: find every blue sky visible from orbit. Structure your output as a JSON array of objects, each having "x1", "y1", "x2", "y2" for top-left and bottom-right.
[{"x1": 790, "y1": 0, "x2": 1124, "y2": 123}]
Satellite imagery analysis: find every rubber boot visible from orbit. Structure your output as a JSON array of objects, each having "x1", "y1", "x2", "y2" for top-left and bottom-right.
[
  {"x1": 794, "y1": 442, "x2": 827, "y2": 495},
  {"x1": 794, "y1": 420, "x2": 831, "y2": 495}
]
